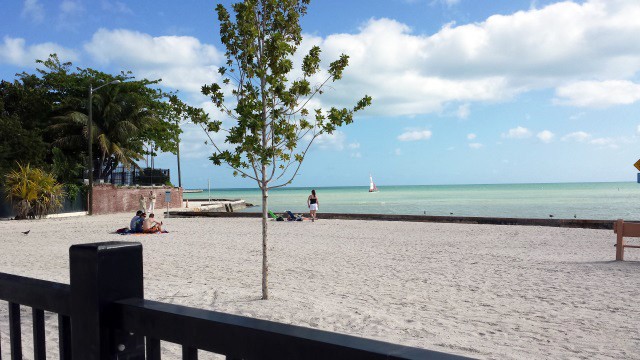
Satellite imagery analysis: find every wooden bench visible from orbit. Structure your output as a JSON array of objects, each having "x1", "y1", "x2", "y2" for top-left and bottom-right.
[{"x1": 613, "y1": 219, "x2": 640, "y2": 260}]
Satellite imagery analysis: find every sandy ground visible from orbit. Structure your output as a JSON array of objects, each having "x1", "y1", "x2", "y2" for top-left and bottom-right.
[{"x1": 1, "y1": 213, "x2": 639, "y2": 359}]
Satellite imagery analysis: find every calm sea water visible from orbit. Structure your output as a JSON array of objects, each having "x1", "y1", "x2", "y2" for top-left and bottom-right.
[{"x1": 183, "y1": 182, "x2": 640, "y2": 220}]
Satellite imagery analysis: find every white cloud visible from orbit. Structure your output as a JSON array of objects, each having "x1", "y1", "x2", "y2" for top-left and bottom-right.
[
  {"x1": 394, "y1": 148, "x2": 402, "y2": 156},
  {"x1": 637, "y1": 125, "x2": 640, "y2": 135},
  {"x1": 0, "y1": 36, "x2": 78, "y2": 67},
  {"x1": 350, "y1": 152, "x2": 362, "y2": 158},
  {"x1": 442, "y1": 0, "x2": 461, "y2": 6},
  {"x1": 467, "y1": 133, "x2": 476, "y2": 140},
  {"x1": 562, "y1": 131, "x2": 591, "y2": 142},
  {"x1": 469, "y1": 143, "x2": 483, "y2": 149},
  {"x1": 313, "y1": 131, "x2": 347, "y2": 151},
  {"x1": 178, "y1": 123, "x2": 213, "y2": 160},
  {"x1": 502, "y1": 126, "x2": 531, "y2": 139},
  {"x1": 348, "y1": 142, "x2": 360, "y2": 149},
  {"x1": 397, "y1": 130, "x2": 432, "y2": 141},
  {"x1": 555, "y1": 80, "x2": 640, "y2": 108},
  {"x1": 22, "y1": 0, "x2": 44, "y2": 22},
  {"x1": 12, "y1": 0, "x2": 640, "y2": 124},
  {"x1": 456, "y1": 103, "x2": 470, "y2": 119},
  {"x1": 589, "y1": 137, "x2": 622, "y2": 149},
  {"x1": 101, "y1": 0, "x2": 133, "y2": 14},
  {"x1": 84, "y1": 29, "x2": 222, "y2": 95},
  {"x1": 299, "y1": 0, "x2": 640, "y2": 115},
  {"x1": 11, "y1": 0, "x2": 640, "y2": 125},
  {"x1": 427, "y1": 0, "x2": 461, "y2": 6},
  {"x1": 537, "y1": 130, "x2": 555, "y2": 143},
  {"x1": 60, "y1": 0, "x2": 82, "y2": 15},
  {"x1": 569, "y1": 112, "x2": 585, "y2": 120}
]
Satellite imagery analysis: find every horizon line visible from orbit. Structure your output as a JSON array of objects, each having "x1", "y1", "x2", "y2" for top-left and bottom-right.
[{"x1": 184, "y1": 180, "x2": 637, "y2": 191}]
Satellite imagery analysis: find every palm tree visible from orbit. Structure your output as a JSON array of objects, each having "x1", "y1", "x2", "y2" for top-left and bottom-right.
[{"x1": 49, "y1": 85, "x2": 153, "y2": 182}]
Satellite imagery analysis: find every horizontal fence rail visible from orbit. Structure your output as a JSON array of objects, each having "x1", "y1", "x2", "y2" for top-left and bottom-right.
[
  {"x1": 0, "y1": 272, "x2": 73, "y2": 360},
  {"x1": 0, "y1": 273, "x2": 71, "y2": 315},
  {"x1": 115, "y1": 298, "x2": 469, "y2": 360}
]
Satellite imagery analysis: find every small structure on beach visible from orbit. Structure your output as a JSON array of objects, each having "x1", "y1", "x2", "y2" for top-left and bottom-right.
[{"x1": 177, "y1": 198, "x2": 253, "y2": 213}]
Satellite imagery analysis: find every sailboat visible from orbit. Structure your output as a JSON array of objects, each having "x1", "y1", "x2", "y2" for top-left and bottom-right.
[{"x1": 369, "y1": 174, "x2": 379, "y2": 192}]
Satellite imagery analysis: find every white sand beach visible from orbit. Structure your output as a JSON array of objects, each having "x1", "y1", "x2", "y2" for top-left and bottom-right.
[{"x1": 1, "y1": 213, "x2": 639, "y2": 359}]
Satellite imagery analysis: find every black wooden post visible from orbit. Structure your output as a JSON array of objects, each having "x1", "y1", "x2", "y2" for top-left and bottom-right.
[{"x1": 70, "y1": 242, "x2": 145, "y2": 360}]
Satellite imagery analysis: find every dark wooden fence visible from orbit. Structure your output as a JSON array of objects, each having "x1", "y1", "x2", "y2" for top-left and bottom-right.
[{"x1": 0, "y1": 242, "x2": 472, "y2": 360}]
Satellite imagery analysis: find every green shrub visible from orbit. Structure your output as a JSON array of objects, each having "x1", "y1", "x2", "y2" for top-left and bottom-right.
[
  {"x1": 4, "y1": 163, "x2": 64, "y2": 219},
  {"x1": 63, "y1": 183, "x2": 83, "y2": 202}
]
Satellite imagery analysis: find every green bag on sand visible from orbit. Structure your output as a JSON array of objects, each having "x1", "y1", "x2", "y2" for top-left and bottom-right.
[{"x1": 268, "y1": 210, "x2": 278, "y2": 219}]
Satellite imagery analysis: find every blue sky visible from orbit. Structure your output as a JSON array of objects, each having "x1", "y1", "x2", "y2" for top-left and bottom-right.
[{"x1": 2, "y1": 0, "x2": 640, "y2": 188}]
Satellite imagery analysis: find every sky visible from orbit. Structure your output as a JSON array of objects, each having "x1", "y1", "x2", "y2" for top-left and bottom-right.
[{"x1": 2, "y1": 0, "x2": 640, "y2": 189}]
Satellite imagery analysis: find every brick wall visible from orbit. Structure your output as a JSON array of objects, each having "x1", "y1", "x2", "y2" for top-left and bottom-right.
[{"x1": 91, "y1": 185, "x2": 183, "y2": 215}]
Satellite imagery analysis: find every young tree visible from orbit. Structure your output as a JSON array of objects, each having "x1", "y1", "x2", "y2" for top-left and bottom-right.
[{"x1": 197, "y1": 0, "x2": 371, "y2": 299}]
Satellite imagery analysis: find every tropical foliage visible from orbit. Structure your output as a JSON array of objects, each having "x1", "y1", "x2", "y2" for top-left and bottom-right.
[
  {"x1": 1, "y1": 55, "x2": 188, "y2": 187},
  {"x1": 197, "y1": 0, "x2": 371, "y2": 299},
  {"x1": 4, "y1": 164, "x2": 64, "y2": 219}
]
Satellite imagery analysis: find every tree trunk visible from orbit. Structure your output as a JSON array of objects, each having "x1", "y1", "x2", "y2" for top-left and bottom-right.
[
  {"x1": 261, "y1": 184, "x2": 269, "y2": 300},
  {"x1": 176, "y1": 139, "x2": 182, "y2": 188}
]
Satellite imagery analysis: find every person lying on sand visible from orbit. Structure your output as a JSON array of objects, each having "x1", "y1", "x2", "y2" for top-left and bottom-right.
[{"x1": 143, "y1": 213, "x2": 163, "y2": 233}]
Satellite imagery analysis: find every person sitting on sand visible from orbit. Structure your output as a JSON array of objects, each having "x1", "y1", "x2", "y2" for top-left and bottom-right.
[
  {"x1": 143, "y1": 213, "x2": 163, "y2": 233},
  {"x1": 130, "y1": 210, "x2": 143, "y2": 232}
]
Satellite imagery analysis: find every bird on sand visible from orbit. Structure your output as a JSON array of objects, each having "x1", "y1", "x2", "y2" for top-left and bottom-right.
[{"x1": 22, "y1": 230, "x2": 30, "y2": 235}]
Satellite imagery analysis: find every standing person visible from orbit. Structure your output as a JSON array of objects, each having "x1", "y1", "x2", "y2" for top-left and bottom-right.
[
  {"x1": 148, "y1": 191, "x2": 156, "y2": 213},
  {"x1": 139, "y1": 194, "x2": 147, "y2": 213},
  {"x1": 307, "y1": 189, "x2": 319, "y2": 221}
]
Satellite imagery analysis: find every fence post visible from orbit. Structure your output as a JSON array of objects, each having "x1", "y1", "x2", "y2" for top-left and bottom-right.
[
  {"x1": 70, "y1": 242, "x2": 146, "y2": 360},
  {"x1": 615, "y1": 219, "x2": 624, "y2": 261}
]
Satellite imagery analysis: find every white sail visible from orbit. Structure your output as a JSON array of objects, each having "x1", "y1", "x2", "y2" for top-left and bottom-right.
[{"x1": 369, "y1": 174, "x2": 378, "y2": 192}]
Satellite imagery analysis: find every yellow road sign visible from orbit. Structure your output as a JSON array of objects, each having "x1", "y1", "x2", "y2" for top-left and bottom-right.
[{"x1": 634, "y1": 159, "x2": 640, "y2": 171}]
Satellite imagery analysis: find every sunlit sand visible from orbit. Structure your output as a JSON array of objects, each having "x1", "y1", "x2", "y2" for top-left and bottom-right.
[{"x1": 1, "y1": 214, "x2": 639, "y2": 359}]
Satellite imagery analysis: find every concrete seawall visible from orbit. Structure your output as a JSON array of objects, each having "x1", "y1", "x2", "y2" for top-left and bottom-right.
[
  {"x1": 169, "y1": 211, "x2": 615, "y2": 230},
  {"x1": 180, "y1": 199, "x2": 252, "y2": 212}
]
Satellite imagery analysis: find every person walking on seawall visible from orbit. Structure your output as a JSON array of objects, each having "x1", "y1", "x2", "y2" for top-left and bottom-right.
[
  {"x1": 148, "y1": 191, "x2": 156, "y2": 213},
  {"x1": 139, "y1": 194, "x2": 147, "y2": 213},
  {"x1": 307, "y1": 189, "x2": 319, "y2": 221}
]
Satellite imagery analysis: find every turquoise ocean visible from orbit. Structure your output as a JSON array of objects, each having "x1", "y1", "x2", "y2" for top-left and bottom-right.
[{"x1": 183, "y1": 182, "x2": 640, "y2": 220}]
